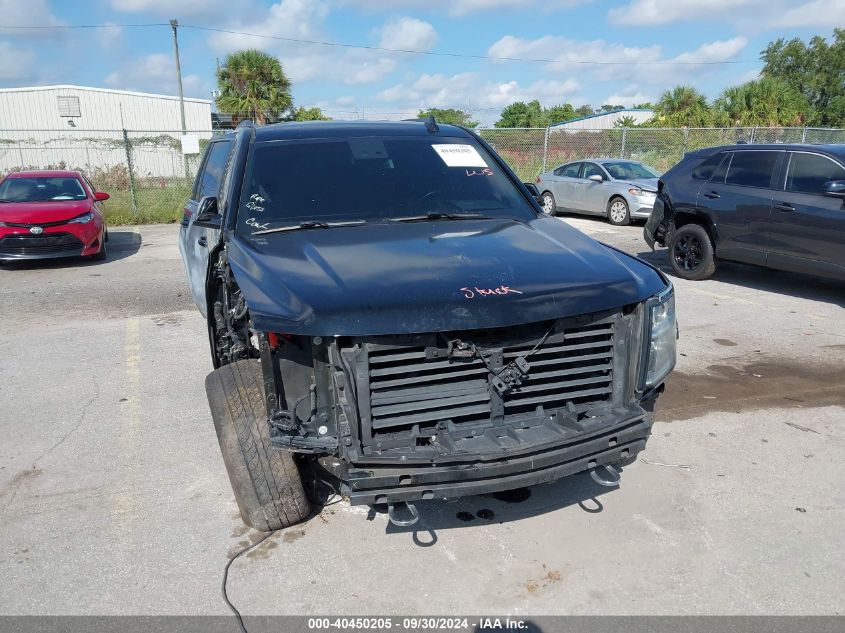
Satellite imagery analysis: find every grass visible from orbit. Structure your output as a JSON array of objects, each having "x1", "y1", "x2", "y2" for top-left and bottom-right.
[{"x1": 101, "y1": 185, "x2": 191, "y2": 225}]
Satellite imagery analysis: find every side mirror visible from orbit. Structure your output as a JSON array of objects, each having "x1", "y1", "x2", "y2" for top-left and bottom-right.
[
  {"x1": 194, "y1": 196, "x2": 222, "y2": 228},
  {"x1": 824, "y1": 180, "x2": 845, "y2": 198},
  {"x1": 588, "y1": 174, "x2": 604, "y2": 183},
  {"x1": 94, "y1": 191, "x2": 110, "y2": 201},
  {"x1": 523, "y1": 182, "x2": 544, "y2": 206}
]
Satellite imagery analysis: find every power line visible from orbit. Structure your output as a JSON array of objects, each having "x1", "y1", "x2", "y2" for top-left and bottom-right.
[{"x1": 0, "y1": 21, "x2": 763, "y2": 66}]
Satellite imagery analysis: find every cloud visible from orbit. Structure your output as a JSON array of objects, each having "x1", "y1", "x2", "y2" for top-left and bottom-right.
[
  {"x1": 767, "y1": 0, "x2": 845, "y2": 28},
  {"x1": 339, "y1": 0, "x2": 590, "y2": 17},
  {"x1": 0, "y1": 40, "x2": 36, "y2": 80},
  {"x1": 603, "y1": 87, "x2": 655, "y2": 108},
  {"x1": 110, "y1": 0, "x2": 228, "y2": 15},
  {"x1": 208, "y1": 0, "x2": 407, "y2": 86},
  {"x1": 105, "y1": 53, "x2": 206, "y2": 98},
  {"x1": 97, "y1": 23, "x2": 125, "y2": 50},
  {"x1": 487, "y1": 34, "x2": 747, "y2": 83},
  {"x1": 377, "y1": 72, "x2": 581, "y2": 110},
  {"x1": 0, "y1": 0, "x2": 63, "y2": 36},
  {"x1": 607, "y1": 0, "x2": 765, "y2": 26},
  {"x1": 377, "y1": 17, "x2": 437, "y2": 52}
]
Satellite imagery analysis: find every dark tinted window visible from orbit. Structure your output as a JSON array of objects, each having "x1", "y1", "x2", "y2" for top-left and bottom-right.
[
  {"x1": 557, "y1": 163, "x2": 581, "y2": 178},
  {"x1": 786, "y1": 153, "x2": 845, "y2": 194},
  {"x1": 238, "y1": 137, "x2": 534, "y2": 234},
  {"x1": 692, "y1": 153, "x2": 726, "y2": 180},
  {"x1": 196, "y1": 141, "x2": 232, "y2": 199},
  {"x1": 725, "y1": 151, "x2": 779, "y2": 188},
  {"x1": 582, "y1": 163, "x2": 606, "y2": 179},
  {"x1": 0, "y1": 177, "x2": 86, "y2": 202}
]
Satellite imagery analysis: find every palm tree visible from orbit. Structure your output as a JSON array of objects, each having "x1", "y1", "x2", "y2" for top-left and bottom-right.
[
  {"x1": 654, "y1": 86, "x2": 713, "y2": 127},
  {"x1": 216, "y1": 50, "x2": 293, "y2": 125},
  {"x1": 714, "y1": 78, "x2": 807, "y2": 126}
]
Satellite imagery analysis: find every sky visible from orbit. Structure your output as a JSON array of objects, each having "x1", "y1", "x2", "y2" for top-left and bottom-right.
[{"x1": 0, "y1": 0, "x2": 841, "y2": 126}]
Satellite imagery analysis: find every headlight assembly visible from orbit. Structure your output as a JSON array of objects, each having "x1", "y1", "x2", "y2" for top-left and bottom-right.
[
  {"x1": 642, "y1": 284, "x2": 677, "y2": 388},
  {"x1": 68, "y1": 212, "x2": 94, "y2": 224}
]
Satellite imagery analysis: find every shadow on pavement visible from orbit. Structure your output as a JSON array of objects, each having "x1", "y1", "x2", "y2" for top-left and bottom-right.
[
  {"x1": 0, "y1": 229, "x2": 142, "y2": 270},
  {"x1": 635, "y1": 248, "x2": 845, "y2": 309},
  {"x1": 365, "y1": 469, "x2": 623, "y2": 541}
]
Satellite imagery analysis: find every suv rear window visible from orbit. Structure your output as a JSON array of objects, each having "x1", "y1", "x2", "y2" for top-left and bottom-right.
[
  {"x1": 691, "y1": 153, "x2": 726, "y2": 180},
  {"x1": 725, "y1": 151, "x2": 779, "y2": 188},
  {"x1": 238, "y1": 137, "x2": 534, "y2": 234}
]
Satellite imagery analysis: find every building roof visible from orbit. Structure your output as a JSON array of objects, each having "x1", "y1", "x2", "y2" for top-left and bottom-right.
[
  {"x1": 0, "y1": 84, "x2": 211, "y2": 104},
  {"x1": 550, "y1": 108, "x2": 654, "y2": 128}
]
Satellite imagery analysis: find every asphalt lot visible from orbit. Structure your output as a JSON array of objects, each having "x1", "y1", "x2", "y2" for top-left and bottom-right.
[{"x1": 1, "y1": 217, "x2": 843, "y2": 616}]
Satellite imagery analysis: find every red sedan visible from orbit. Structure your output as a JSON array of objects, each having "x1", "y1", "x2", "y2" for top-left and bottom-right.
[{"x1": 0, "y1": 170, "x2": 109, "y2": 262}]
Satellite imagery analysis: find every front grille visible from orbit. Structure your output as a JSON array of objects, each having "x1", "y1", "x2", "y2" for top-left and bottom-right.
[
  {"x1": 355, "y1": 317, "x2": 617, "y2": 451},
  {"x1": 0, "y1": 232, "x2": 84, "y2": 256}
]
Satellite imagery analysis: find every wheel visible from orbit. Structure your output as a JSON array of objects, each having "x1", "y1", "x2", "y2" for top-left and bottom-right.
[
  {"x1": 607, "y1": 197, "x2": 631, "y2": 226},
  {"x1": 205, "y1": 359, "x2": 311, "y2": 531},
  {"x1": 540, "y1": 191, "x2": 556, "y2": 215},
  {"x1": 668, "y1": 223, "x2": 716, "y2": 280},
  {"x1": 91, "y1": 233, "x2": 107, "y2": 261}
]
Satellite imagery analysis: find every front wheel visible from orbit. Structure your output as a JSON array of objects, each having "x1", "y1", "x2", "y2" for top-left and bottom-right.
[
  {"x1": 607, "y1": 197, "x2": 631, "y2": 226},
  {"x1": 668, "y1": 223, "x2": 716, "y2": 280},
  {"x1": 540, "y1": 191, "x2": 556, "y2": 216},
  {"x1": 206, "y1": 359, "x2": 311, "y2": 531}
]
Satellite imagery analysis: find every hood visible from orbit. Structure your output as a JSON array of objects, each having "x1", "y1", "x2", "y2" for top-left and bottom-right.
[
  {"x1": 0, "y1": 200, "x2": 91, "y2": 225},
  {"x1": 228, "y1": 216, "x2": 667, "y2": 336},
  {"x1": 618, "y1": 177, "x2": 659, "y2": 192}
]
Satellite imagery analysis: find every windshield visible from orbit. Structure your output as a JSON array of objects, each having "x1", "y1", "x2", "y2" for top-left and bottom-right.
[
  {"x1": 237, "y1": 136, "x2": 535, "y2": 234},
  {"x1": 603, "y1": 162, "x2": 659, "y2": 180},
  {"x1": 0, "y1": 177, "x2": 87, "y2": 202}
]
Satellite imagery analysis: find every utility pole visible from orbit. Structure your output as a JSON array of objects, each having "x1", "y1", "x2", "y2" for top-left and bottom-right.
[{"x1": 170, "y1": 19, "x2": 189, "y2": 178}]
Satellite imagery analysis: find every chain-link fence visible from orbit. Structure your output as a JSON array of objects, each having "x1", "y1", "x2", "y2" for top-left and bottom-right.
[
  {"x1": 0, "y1": 128, "x2": 222, "y2": 224},
  {"x1": 1, "y1": 126, "x2": 843, "y2": 224},
  {"x1": 476, "y1": 126, "x2": 845, "y2": 181}
]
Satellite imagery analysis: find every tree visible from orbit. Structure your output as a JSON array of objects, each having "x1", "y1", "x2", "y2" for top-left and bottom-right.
[
  {"x1": 613, "y1": 115, "x2": 639, "y2": 128},
  {"x1": 652, "y1": 85, "x2": 713, "y2": 127},
  {"x1": 761, "y1": 29, "x2": 845, "y2": 126},
  {"x1": 216, "y1": 50, "x2": 293, "y2": 125},
  {"x1": 494, "y1": 100, "x2": 546, "y2": 127},
  {"x1": 417, "y1": 108, "x2": 478, "y2": 128},
  {"x1": 713, "y1": 78, "x2": 808, "y2": 127},
  {"x1": 544, "y1": 103, "x2": 576, "y2": 125},
  {"x1": 291, "y1": 106, "x2": 331, "y2": 121},
  {"x1": 573, "y1": 105, "x2": 594, "y2": 118},
  {"x1": 600, "y1": 104, "x2": 625, "y2": 113}
]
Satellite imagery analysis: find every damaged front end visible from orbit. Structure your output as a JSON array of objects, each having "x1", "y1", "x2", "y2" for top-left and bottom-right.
[{"x1": 262, "y1": 290, "x2": 675, "y2": 507}]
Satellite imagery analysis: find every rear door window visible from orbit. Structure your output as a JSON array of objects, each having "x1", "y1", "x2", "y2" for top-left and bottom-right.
[
  {"x1": 725, "y1": 151, "x2": 779, "y2": 188},
  {"x1": 557, "y1": 163, "x2": 581, "y2": 178},
  {"x1": 786, "y1": 152, "x2": 845, "y2": 195}
]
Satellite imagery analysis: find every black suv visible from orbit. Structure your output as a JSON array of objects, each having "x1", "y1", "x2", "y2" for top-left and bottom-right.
[
  {"x1": 645, "y1": 144, "x2": 845, "y2": 281},
  {"x1": 179, "y1": 120, "x2": 676, "y2": 530}
]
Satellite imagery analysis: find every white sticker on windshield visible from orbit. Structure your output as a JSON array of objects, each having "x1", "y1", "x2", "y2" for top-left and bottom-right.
[{"x1": 432, "y1": 144, "x2": 488, "y2": 168}]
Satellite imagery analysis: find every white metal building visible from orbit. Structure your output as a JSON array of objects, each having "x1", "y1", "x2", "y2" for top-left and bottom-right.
[
  {"x1": 549, "y1": 108, "x2": 655, "y2": 131},
  {"x1": 0, "y1": 85, "x2": 212, "y2": 178},
  {"x1": 0, "y1": 85, "x2": 211, "y2": 130}
]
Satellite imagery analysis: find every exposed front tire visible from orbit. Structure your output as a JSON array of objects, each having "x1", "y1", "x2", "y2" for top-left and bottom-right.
[
  {"x1": 668, "y1": 223, "x2": 716, "y2": 280},
  {"x1": 206, "y1": 359, "x2": 310, "y2": 531},
  {"x1": 541, "y1": 191, "x2": 556, "y2": 216},
  {"x1": 607, "y1": 197, "x2": 631, "y2": 226}
]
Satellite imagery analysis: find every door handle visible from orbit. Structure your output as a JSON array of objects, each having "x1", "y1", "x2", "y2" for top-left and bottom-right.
[
  {"x1": 774, "y1": 202, "x2": 795, "y2": 212},
  {"x1": 702, "y1": 190, "x2": 720, "y2": 199},
  {"x1": 197, "y1": 236, "x2": 208, "y2": 247}
]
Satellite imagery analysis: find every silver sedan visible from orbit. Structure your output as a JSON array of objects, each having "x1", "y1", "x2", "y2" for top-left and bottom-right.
[{"x1": 536, "y1": 159, "x2": 660, "y2": 225}]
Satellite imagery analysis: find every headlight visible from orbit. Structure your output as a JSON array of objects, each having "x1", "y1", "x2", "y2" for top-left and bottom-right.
[
  {"x1": 68, "y1": 212, "x2": 94, "y2": 224},
  {"x1": 628, "y1": 188, "x2": 655, "y2": 197},
  {"x1": 642, "y1": 285, "x2": 676, "y2": 388},
  {"x1": 0, "y1": 222, "x2": 6, "y2": 227}
]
